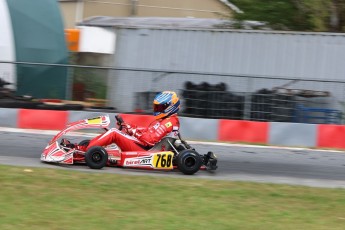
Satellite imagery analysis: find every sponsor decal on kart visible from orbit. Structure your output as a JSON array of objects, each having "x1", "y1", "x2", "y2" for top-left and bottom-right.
[
  {"x1": 124, "y1": 156, "x2": 152, "y2": 167},
  {"x1": 81, "y1": 115, "x2": 110, "y2": 127},
  {"x1": 86, "y1": 116, "x2": 104, "y2": 125}
]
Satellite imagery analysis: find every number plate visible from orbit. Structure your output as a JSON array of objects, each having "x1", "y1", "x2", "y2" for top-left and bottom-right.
[{"x1": 152, "y1": 152, "x2": 174, "y2": 169}]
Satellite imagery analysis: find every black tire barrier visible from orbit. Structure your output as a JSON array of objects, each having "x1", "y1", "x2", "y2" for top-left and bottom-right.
[
  {"x1": 250, "y1": 89, "x2": 296, "y2": 122},
  {"x1": 182, "y1": 81, "x2": 244, "y2": 120},
  {"x1": 35, "y1": 103, "x2": 85, "y2": 111},
  {"x1": 89, "y1": 106, "x2": 115, "y2": 110},
  {"x1": 64, "y1": 104, "x2": 85, "y2": 111},
  {"x1": 182, "y1": 82, "x2": 298, "y2": 122},
  {"x1": 0, "y1": 99, "x2": 44, "y2": 109}
]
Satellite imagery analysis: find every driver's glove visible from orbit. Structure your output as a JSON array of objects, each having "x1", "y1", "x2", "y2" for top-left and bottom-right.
[
  {"x1": 122, "y1": 123, "x2": 134, "y2": 135},
  {"x1": 127, "y1": 127, "x2": 142, "y2": 138}
]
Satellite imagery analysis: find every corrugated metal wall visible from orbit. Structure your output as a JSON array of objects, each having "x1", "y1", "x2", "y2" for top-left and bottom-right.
[{"x1": 108, "y1": 28, "x2": 345, "y2": 112}]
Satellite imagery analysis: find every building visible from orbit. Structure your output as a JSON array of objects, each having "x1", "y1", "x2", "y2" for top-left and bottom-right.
[
  {"x1": 75, "y1": 17, "x2": 345, "y2": 113},
  {"x1": 58, "y1": 0, "x2": 240, "y2": 28}
]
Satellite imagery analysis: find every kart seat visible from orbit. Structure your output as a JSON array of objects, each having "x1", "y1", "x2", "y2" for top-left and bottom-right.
[{"x1": 149, "y1": 137, "x2": 177, "y2": 152}]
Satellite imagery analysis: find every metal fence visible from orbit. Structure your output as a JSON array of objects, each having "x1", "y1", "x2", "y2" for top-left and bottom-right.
[
  {"x1": 135, "y1": 80, "x2": 344, "y2": 124},
  {"x1": 1, "y1": 61, "x2": 345, "y2": 124}
]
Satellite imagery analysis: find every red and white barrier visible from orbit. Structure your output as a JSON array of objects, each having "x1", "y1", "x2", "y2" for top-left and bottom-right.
[{"x1": 1, "y1": 108, "x2": 345, "y2": 150}]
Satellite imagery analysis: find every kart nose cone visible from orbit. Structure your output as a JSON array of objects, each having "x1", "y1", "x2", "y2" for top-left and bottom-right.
[
  {"x1": 41, "y1": 142, "x2": 65, "y2": 162},
  {"x1": 41, "y1": 148, "x2": 48, "y2": 160}
]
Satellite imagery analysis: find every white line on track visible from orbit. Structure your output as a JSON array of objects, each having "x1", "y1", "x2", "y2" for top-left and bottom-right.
[{"x1": 1, "y1": 127, "x2": 344, "y2": 153}]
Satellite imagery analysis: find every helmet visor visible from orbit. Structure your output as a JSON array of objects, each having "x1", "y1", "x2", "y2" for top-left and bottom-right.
[{"x1": 153, "y1": 103, "x2": 169, "y2": 113}]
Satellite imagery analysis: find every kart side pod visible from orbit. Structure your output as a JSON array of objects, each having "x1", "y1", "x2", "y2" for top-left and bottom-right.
[{"x1": 83, "y1": 146, "x2": 217, "y2": 175}]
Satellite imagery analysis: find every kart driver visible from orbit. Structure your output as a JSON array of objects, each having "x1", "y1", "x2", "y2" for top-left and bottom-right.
[{"x1": 63, "y1": 91, "x2": 180, "y2": 152}]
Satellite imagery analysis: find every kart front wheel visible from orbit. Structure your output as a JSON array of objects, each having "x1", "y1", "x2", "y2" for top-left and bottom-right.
[
  {"x1": 85, "y1": 146, "x2": 108, "y2": 169},
  {"x1": 177, "y1": 150, "x2": 202, "y2": 175}
]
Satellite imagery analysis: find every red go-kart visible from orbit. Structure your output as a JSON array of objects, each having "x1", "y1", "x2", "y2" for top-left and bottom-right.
[{"x1": 41, "y1": 115, "x2": 217, "y2": 175}]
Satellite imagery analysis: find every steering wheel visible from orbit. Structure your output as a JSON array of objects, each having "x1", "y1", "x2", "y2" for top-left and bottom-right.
[{"x1": 115, "y1": 115, "x2": 124, "y2": 130}]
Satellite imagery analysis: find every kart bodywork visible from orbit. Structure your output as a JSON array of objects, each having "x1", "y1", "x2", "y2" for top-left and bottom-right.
[{"x1": 41, "y1": 115, "x2": 217, "y2": 175}]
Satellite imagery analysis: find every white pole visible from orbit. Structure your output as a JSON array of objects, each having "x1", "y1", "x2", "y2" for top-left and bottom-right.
[
  {"x1": 75, "y1": 0, "x2": 85, "y2": 26},
  {"x1": 131, "y1": 0, "x2": 138, "y2": 16}
]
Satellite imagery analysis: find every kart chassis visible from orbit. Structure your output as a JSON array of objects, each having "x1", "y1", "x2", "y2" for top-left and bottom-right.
[{"x1": 41, "y1": 115, "x2": 217, "y2": 175}]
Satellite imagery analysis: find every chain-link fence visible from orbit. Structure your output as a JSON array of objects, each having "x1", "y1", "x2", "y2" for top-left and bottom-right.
[
  {"x1": 1, "y1": 61, "x2": 345, "y2": 124},
  {"x1": 135, "y1": 78, "x2": 344, "y2": 124}
]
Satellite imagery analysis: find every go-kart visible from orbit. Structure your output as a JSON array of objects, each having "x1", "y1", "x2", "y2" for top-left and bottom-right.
[{"x1": 41, "y1": 115, "x2": 218, "y2": 175}]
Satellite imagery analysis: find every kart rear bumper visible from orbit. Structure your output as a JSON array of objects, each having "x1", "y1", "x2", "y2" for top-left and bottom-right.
[{"x1": 204, "y1": 151, "x2": 218, "y2": 171}]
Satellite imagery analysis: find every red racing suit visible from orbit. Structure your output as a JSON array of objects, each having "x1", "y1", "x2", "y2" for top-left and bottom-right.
[{"x1": 85, "y1": 114, "x2": 180, "y2": 151}]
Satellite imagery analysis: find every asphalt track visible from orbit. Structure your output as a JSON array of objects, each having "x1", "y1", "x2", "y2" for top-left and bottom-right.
[{"x1": 0, "y1": 128, "x2": 344, "y2": 189}]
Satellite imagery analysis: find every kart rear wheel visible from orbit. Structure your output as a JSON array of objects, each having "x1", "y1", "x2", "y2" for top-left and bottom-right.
[
  {"x1": 177, "y1": 149, "x2": 202, "y2": 175},
  {"x1": 85, "y1": 146, "x2": 108, "y2": 169}
]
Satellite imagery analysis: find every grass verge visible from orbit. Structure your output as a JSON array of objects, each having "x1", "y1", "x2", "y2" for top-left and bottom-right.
[{"x1": 0, "y1": 165, "x2": 344, "y2": 230}]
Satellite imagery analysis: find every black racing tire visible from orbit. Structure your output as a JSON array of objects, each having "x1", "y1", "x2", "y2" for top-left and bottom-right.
[
  {"x1": 85, "y1": 146, "x2": 108, "y2": 169},
  {"x1": 0, "y1": 99, "x2": 42, "y2": 109},
  {"x1": 64, "y1": 104, "x2": 84, "y2": 111},
  {"x1": 90, "y1": 106, "x2": 115, "y2": 110},
  {"x1": 20, "y1": 101, "x2": 43, "y2": 109},
  {"x1": 36, "y1": 104, "x2": 68, "y2": 110},
  {"x1": 177, "y1": 149, "x2": 202, "y2": 175},
  {"x1": 78, "y1": 139, "x2": 90, "y2": 147}
]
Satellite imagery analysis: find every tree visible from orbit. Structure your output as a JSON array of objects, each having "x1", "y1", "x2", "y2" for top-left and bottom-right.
[
  {"x1": 329, "y1": 0, "x2": 345, "y2": 31},
  {"x1": 229, "y1": 0, "x2": 345, "y2": 32}
]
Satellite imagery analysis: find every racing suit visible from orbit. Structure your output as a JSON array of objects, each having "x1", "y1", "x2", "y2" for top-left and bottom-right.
[{"x1": 84, "y1": 114, "x2": 180, "y2": 151}]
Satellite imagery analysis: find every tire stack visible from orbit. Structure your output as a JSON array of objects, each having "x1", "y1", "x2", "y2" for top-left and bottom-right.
[
  {"x1": 182, "y1": 82, "x2": 297, "y2": 122},
  {"x1": 0, "y1": 78, "x2": 44, "y2": 109},
  {"x1": 250, "y1": 89, "x2": 273, "y2": 121},
  {"x1": 250, "y1": 88, "x2": 296, "y2": 122},
  {"x1": 270, "y1": 93, "x2": 296, "y2": 122},
  {"x1": 181, "y1": 81, "x2": 244, "y2": 119},
  {"x1": 0, "y1": 78, "x2": 109, "y2": 111}
]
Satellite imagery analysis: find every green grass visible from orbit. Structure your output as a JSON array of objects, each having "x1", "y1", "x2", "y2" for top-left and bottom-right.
[{"x1": 0, "y1": 165, "x2": 344, "y2": 230}]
